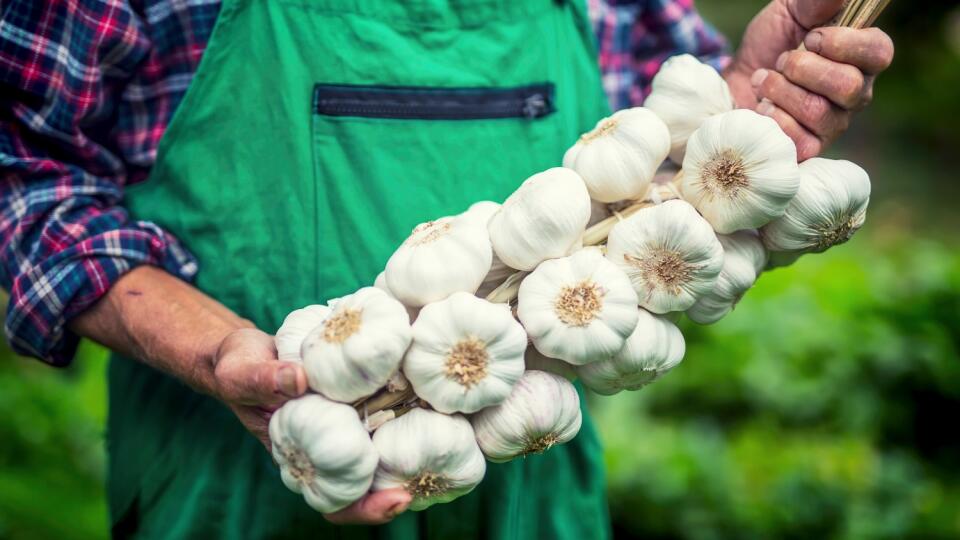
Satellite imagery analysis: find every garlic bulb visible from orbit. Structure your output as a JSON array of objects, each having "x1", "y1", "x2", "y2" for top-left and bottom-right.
[
  {"x1": 687, "y1": 230, "x2": 767, "y2": 324},
  {"x1": 275, "y1": 304, "x2": 331, "y2": 362},
  {"x1": 606, "y1": 199, "x2": 724, "y2": 313},
  {"x1": 461, "y1": 200, "x2": 501, "y2": 225},
  {"x1": 644, "y1": 54, "x2": 735, "y2": 164},
  {"x1": 301, "y1": 287, "x2": 412, "y2": 402},
  {"x1": 374, "y1": 271, "x2": 420, "y2": 321},
  {"x1": 761, "y1": 158, "x2": 871, "y2": 254},
  {"x1": 562, "y1": 107, "x2": 671, "y2": 203},
  {"x1": 577, "y1": 309, "x2": 685, "y2": 395},
  {"x1": 403, "y1": 292, "x2": 526, "y2": 413},
  {"x1": 385, "y1": 214, "x2": 492, "y2": 307},
  {"x1": 488, "y1": 167, "x2": 591, "y2": 271},
  {"x1": 524, "y1": 346, "x2": 577, "y2": 381},
  {"x1": 372, "y1": 408, "x2": 486, "y2": 511},
  {"x1": 518, "y1": 248, "x2": 639, "y2": 365},
  {"x1": 269, "y1": 394, "x2": 379, "y2": 513},
  {"x1": 680, "y1": 109, "x2": 800, "y2": 234},
  {"x1": 470, "y1": 370, "x2": 582, "y2": 463}
]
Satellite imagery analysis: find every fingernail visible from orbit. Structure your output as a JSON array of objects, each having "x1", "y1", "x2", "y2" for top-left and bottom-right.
[
  {"x1": 750, "y1": 69, "x2": 769, "y2": 88},
  {"x1": 756, "y1": 99, "x2": 775, "y2": 116},
  {"x1": 275, "y1": 365, "x2": 300, "y2": 397},
  {"x1": 775, "y1": 52, "x2": 788, "y2": 72},
  {"x1": 386, "y1": 501, "x2": 409, "y2": 518},
  {"x1": 804, "y1": 31, "x2": 823, "y2": 53}
]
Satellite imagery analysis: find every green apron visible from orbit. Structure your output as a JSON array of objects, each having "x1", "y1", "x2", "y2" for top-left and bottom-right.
[{"x1": 115, "y1": 0, "x2": 613, "y2": 537}]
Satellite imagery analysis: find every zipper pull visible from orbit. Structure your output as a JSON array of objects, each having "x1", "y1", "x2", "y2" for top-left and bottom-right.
[{"x1": 522, "y1": 94, "x2": 548, "y2": 119}]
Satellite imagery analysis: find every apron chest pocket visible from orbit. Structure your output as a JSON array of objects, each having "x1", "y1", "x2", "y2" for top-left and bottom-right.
[{"x1": 313, "y1": 83, "x2": 556, "y2": 120}]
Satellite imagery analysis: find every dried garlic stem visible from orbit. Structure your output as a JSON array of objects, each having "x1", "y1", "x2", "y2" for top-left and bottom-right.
[{"x1": 798, "y1": 0, "x2": 892, "y2": 51}]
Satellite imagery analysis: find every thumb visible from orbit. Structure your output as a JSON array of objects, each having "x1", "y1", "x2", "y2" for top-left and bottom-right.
[
  {"x1": 218, "y1": 357, "x2": 309, "y2": 405},
  {"x1": 786, "y1": 0, "x2": 845, "y2": 29},
  {"x1": 325, "y1": 489, "x2": 413, "y2": 525}
]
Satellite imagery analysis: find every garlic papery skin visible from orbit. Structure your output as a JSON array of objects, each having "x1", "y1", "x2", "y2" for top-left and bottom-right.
[
  {"x1": 524, "y1": 346, "x2": 577, "y2": 381},
  {"x1": 269, "y1": 395, "x2": 379, "y2": 513},
  {"x1": 372, "y1": 408, "x2": 486, "y2": 511},
  {"x1": 643, "y1": 54, "x2": 735, "y2": 164},
  {"x1": 562, "y1": 107, "x2": 671, "y2": 203},
  {"x1": 577, "y1": 309, "x2": 685, "y2": 395},
  {"x1": 301, "y1": 287, "x2": 412, "y2": 402},
  {"x1": 403, "y1": 292, "x2": 526, "y2": 413},
  {"x1": 385, "y1": 214, "x2": 492, "y2": 307},
  {"x1": 680, "y1": 109, "x2": 800, "y2": 234},
  {"x1": 605, "y1": 199, "x2": 724, "y2": 314},
  {"x1": 687, "y1": 230, "x2": 767, "y2": 324},
  {"x1": 470, "y1": 370, "x2": 582, "y2": 463},
  {"x1": 275, "y1": 305, "x2": 332, "y2": 362},
  {"x1": 761, "y1": 158, "x2": 871, "y2": 254},
  {"x1": 517, "y1": 248, "x2": 639, "y2": 365},
  {"x1": 488, "y1": 167, "x2": 591, "y2": 271}
]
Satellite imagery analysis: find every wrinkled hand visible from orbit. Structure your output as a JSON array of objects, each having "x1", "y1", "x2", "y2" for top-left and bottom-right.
[
  {"x1": 212, "y1": 328, "x2": 308, "y2": 447},
  {"x1": 724, "y1": 0, "x2": 894, "y2": 160},
  {"x1": 212, "y1": 328, "x2": 412, "y2": 524}
]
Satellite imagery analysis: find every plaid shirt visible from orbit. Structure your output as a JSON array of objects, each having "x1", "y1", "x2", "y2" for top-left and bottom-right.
[{"x1": 0, "y1": 0, "x2": 727, "y2": 365}]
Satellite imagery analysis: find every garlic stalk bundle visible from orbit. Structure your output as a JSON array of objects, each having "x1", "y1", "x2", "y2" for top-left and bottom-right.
[
  {"x1": 403, "y1": 292, "x2": 526, "y2": 413},
  {"x1": 385, "y1": 214, "x2": 492, "y2": 307},
  {"x1": 606, "y1": 199, "x2": 724, "y2": 313},
  {"x1": 761, "y1": 158, "x2": 871, "y2": 255},
  {"x1": 562, "y1": 107, "x2": 671, "y2": 203},
  {"x1": 644, "y1": 54, "x2": 735, "y2": 164},
  {"x1": 524, "y1": 346, "x2": 577, "y2": 381},
  {"x1": 518, "y1": 247, "x2": 639, "y2": 365},
  {"x1": 488, "y1": 167, "x2": 591, "y2": 271},
  {"x1": 269, "y1": 395, "x2": 379, "y2": 513},
  {"x1": 687, "y1": 230, "x2": 767, "y2": 324},
  {"x1": 588, "y1": 200, "x2": 612, "y2": 227},
  {"x1": 680, "y1": 109, "x2": 800, "y2": 234},
  {"x1": 372, "y1": 408, "x2": 486, "y2": 511},
  {"x1": 470, "y1": 370, "x2": 582, "y2": 463},
  {"x1": 275, "y1": 304, "x2": 331, "y2": 362},
  {"x1": 577, "y1": 309, "x2": 685, "y2": 395},
  {"x1": 301, "y1": 287, "x2": 412, "y2": 402}
]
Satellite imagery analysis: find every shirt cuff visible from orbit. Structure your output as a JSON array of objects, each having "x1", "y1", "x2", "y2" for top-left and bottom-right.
[{"x1": 4, "y1": 220, "x2": 198, "y2": 366}]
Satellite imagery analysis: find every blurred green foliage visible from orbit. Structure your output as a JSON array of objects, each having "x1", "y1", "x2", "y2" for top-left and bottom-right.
[{"x1": 1, "y1": 1, "x2": 959, "y2": 538}]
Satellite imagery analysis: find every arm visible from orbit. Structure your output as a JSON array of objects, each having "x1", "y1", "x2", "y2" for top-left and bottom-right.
[
  {"x1": 724, "y1": 0, "x2": 895, "y2": 160},
  {"x1": 0, "y1": 0, "x2": 406, "y2": 524}
]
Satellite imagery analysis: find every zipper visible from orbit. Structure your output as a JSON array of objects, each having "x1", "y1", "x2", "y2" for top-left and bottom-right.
[{"x1": 313, "y1": 83, "x2": 555, "y2": 120}]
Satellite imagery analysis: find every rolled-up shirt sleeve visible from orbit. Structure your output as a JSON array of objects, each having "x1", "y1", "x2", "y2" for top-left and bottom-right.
[
  {"x1": 0, "y1": 0, "x2": 198, "y2": 365},
  {"x1": 590, "y1": 0, "x2": 731, "y2": 111}
]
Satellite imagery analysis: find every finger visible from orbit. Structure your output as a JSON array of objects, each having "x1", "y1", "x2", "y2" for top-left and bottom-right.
[
  {"x1": 775, "y1": 50, "x2": 865, "y2": 109},
  {"x1": 215, "y1": 331, "x2": 308, "y2": 404},
  {"x1": 756, "y1": 98, "x2": 823, "y2": 161},
  {"x1": 227, "y1": 360, "x2": 308, "y2": 405},
  {"x1": 753, "y1": 68, "x2": 851, "y2": 139},
  {"x1": 785, "y1": 0, "x2": 844, "y2": 29},
  {"x1": 324, "y1": 489, "x2": 412, "y2": 525},
  {"x1": 804, "y1": 27, "x2": 894, "y2": 75}
]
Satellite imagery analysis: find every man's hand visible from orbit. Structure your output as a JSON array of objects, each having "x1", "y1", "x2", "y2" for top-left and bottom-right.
[
  {"x1": 724, "y1": 0, "x2": 894, "y2": 160},
  {"x1": 71, "y1": 266, "x2": 411, "y2": 524},
  {"x1": 213, "y1": 332, "x2": 412, "y2": 523},
  {"x1": 212, "y1": 328, "x2": 308, "y2": 447}
]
